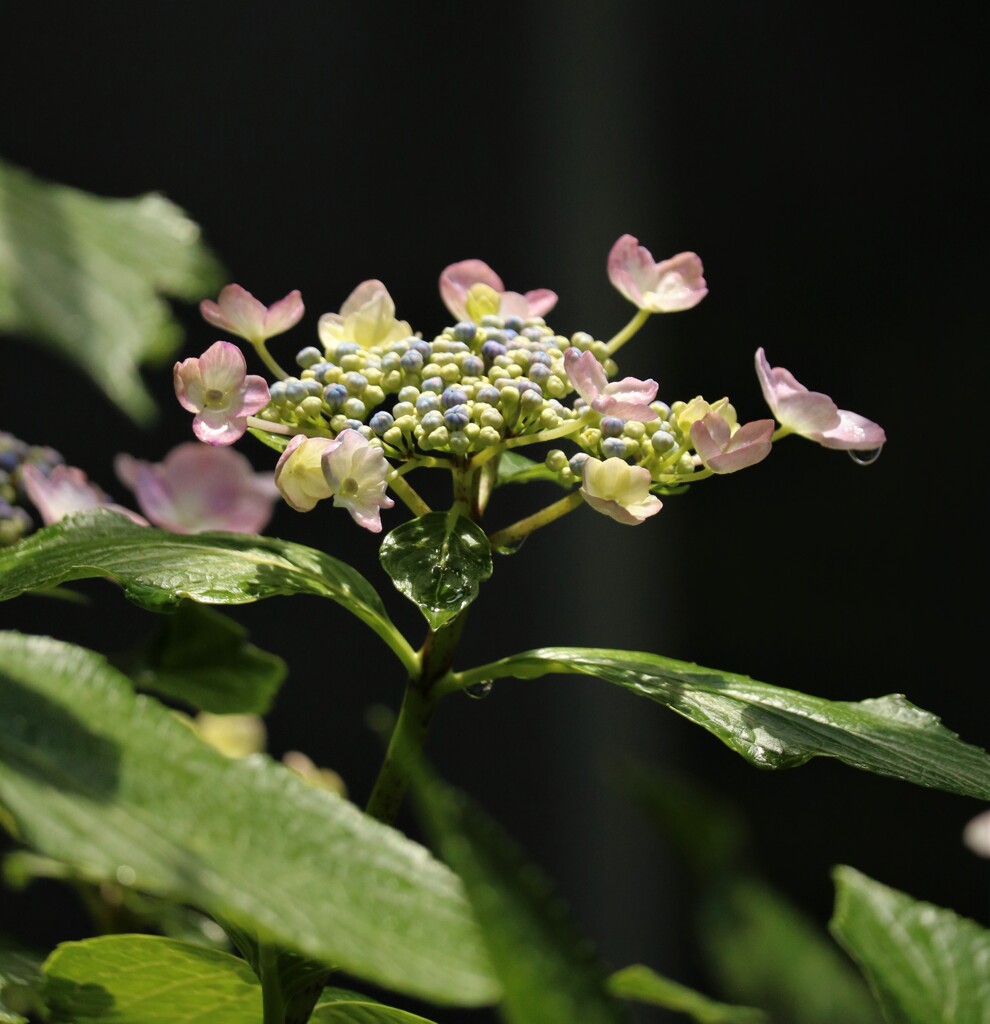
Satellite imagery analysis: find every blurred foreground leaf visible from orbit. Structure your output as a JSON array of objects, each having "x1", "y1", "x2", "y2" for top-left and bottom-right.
[
  {"x1": 0, "y1": 159, "x2": 224, "y2": 423},
  {"x1": 607, "y1": 964, "x2": 767, "y2": 1023},
  {"x1": 830, "y1": 867, "x2": 990, "y2": 1024},
  {"x1": 484, "y1": 648, "x2": 990, "y2": 798},
  {"x1": 0, "y1": 940, "x2": 44, "y2": 1024},
  {"x1": 411, "y1": 758, "x2": 627, "y2": 1023},
  {"x1": 0, "y1": 632, "x2": 498, "y2": 1007}
]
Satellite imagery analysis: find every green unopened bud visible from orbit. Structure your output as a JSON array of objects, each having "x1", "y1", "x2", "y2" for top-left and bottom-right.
[
  {"x1": 478, "y1": 425, "x2": 502, "y2": 447},
  {"x1": 545, "y1": 449, "x2": 568, "y2": 472},
  {"x1": 299, "y1": 396, "x2": 324, "y2": 419}
]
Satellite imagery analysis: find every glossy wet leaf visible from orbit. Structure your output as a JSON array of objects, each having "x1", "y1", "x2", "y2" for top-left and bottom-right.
[
  {"x1": 830, "y1": 867, "x2": 990, "y2": 1024},
  {"x1": 113, "y1": 601, "x2": 286, "y2": 714},
  {"x1": 0, "y1": 632, "x2": 498, "y2": 1007},
  {"x1": 43, "y1": 936, "x2": 260, "y2": 1023},
  {"x1": 379, "y1": 511, "x2": 492, "y2": 629},
  {"x1": 0, "y1": 509, "x2": 415, "y2": 671},
  {"x1": 483, "y1": 648, "x2": 990, "y2": 799},
  {"x1": 607, "y1": 964, "x2": 767, "y2": 1023},
  {"x1": 0, "y1": 159, "x2": 224, "y2": 423},
  {"x1": 412, "y1": 760, "x2": 628, "y2": 1024}
]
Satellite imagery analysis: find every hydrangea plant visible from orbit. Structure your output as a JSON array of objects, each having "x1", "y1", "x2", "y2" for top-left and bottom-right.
[{"x1": 0, "y1": 224, "x2": 987, "y2": 1024}]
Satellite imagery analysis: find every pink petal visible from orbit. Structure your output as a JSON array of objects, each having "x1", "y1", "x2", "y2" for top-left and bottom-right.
[
  {"x1": 608, "y1": 235, "x2": 707, "y2": 312},
  {"x1": 200, "y1": 284, "x2": 267, "y2": 342},
  {"x1": 691, "y1": 415, "x2": 774, "y2": 473},
  {"x1": 200, "y1": 340, "x2": 250, "y2": 393},
  {"x1": 563, "y1": 348, "x2": 607, "y2": 404},
  {"x1": 521, "y1": 288, "x2": 558, "y2": 318},
  {"x1": 814, "y1": 410, "x2": 887, "y2": 451},
  {"x1": 439, "y1": 260, "x2": 505, "y2": 321},
  {"x1": 596, "y1": 376, "x2": 659, "y2": 421},
  {"x1": 263, "y1": 290, "x2": 305, "y2": 337}
]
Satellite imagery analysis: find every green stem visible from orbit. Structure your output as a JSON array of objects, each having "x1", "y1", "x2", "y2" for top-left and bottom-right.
[
  {"x1": 364, "y1": 610, "x2": 470, "y2": 824},
  {"x1": 387, "y1": 472, "x2": 432, "y2": 516},
  {"x1": 604, "y1": 308, "x2": 651, "y2": 356},
  {"x1": 487, "y1": 490, "x2": 584, "y2": 550},
  {"x1": 254, "y1": 340, "x2": 291, "y2": 380},
  {"x1": 259, "y1": 943, "x2": 286, "y2": 1024}
]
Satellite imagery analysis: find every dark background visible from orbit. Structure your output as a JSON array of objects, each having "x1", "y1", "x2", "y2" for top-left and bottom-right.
[{"x1": 2, "y1": 3, "x2": 986, "y2": 1021}]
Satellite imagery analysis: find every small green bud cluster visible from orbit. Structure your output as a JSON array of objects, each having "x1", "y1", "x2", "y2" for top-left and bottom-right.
[
  {"x1": 545, "y1": 398, "x2": 700, "y2": 492},
  {"x1": 0, "y1": 431, "x2": 64, "y2": 545},
  {"x1": 255, "y1": 316, "x2": 620, "y2": 461}
]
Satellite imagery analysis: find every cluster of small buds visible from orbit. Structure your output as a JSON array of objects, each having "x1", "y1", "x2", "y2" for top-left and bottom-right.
[
  {"x1": 257, "y1": 318, "x2": 619, "y2": 461},
  {"x1": 0, "y1": 432, "x2": 66, "y2": 545}
]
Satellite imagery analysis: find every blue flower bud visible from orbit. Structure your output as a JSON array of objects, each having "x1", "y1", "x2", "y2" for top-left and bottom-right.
[
  {"x1": 651, "y1": 430, "x2": 676, "y2": 454},
  {"x1": 416, "y1": 393, "x2": 441, "y2": 414},
  {"x1": 481, "y1": 340, "x2": 507, "y2": 361},
  {"x1": 476, "y1": 385, "x2": 500, "y2": 405},
  {"x1": 285, "y1": 379, "x2": 309, "y2": 404},
  {"x1": 441, "y1": 386, "x2": 468, "y2": 409},
  {"x1": 323, "y1": 383, "x2": 349, "y2": 411},
  {"x1": 369, "y1": 411, "x2": 395, "y2": 436},
  {"x1": 343, "y1": 371, "x2": 368, "y2": 394},
  {"x1": 400, "y1": 350, "x2": 424, "y2": 372},
  {"x1": 461, "y1": 355, "x2": 485, "y2": 377},
  {"x1": 412, "y1": 339, "x2": 433, "y2": 358},
  {"x1": 601, "y1": 437, "x2": 629, "y2": 460},
  {"x1": 336, "y1": 342, "x2": 360, "y2": 357},
  {"x1": 600, "y1": 417, "x2": 625, "y2": 438},
  {"x1": 504, "y1": 315, "x2": 524, "y2": 332},
  {"x1": 421, "y1": 376, "x2": 444, "y2": 393},
  {"x1": 453, "y1": 321, "x2": 477, "y2": 342},
  {"x1": 444, "y1": 406, "x2": 471, "y2": 432},
  {"x1": 569, "y1": 453, "x2": 590, "y2": 474},
  {"x1": 296, "y1": 346, "x2": 323, "y2": 368}
]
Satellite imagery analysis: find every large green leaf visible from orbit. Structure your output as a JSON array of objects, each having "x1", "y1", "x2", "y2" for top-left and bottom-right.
[
  {"x1": 113, "y1": 601, "x2": 287, "y2": 714},
  {"x1": 607, "y1": 964, "x2": 767, "y2": 1023},
  {"x1": 0, "y1": 159, "x2": 225, "y2": 423},
  {"x1": 0, "y1": 632, "x2": 498, "y2": 1007},
  {"x1": 43, "y1": 935, "x2": 260, "y2": 1024},
  {"x1": 411, "y1": 760, "x2": 628, "y2": 1024},
  {"x1": 0, "y1": 509, "x2": 417, "y2": 673},
  {"x1": 379, "y1": 511, "x2": 492, "y2": 629},
  {"x1": 830, "y1": 867, "x2": 990, "y2": 1024},
  {"x1": 467, "y1": 648, "x2": 990, "y2": 798}
]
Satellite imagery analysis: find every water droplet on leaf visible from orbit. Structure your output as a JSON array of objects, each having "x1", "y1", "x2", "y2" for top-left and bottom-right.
[
  {"x1": 849, "y1": 446, "x2": 882, "y2": 466},
  {"x1": 465, "y1": 680, "x2": 494, "y2": 699}
]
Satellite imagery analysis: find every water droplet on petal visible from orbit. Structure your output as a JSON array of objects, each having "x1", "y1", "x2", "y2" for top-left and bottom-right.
[
  {"x1": 465, "y1": 680, "x2": 494, "y2": 700},
  {"x1": 849, "y1": 446, "x2": 883, "y2": 466}
]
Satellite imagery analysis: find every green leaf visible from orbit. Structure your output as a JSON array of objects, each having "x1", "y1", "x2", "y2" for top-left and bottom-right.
[
  {"x1": 607, "y1": 964, "x2": 768, "y2": 1023},
  {"x1": 495, "y1": 451, "x2": 565, "y2": 488},
  {"x1": 830, "y1": 866, "x2": 990, "y2": 1024},
  {"x1": 379, "y1": 510, "x2": 492, "y2": 629},
  {"x1": 0, "y1": 940, "x2": 44, "y2": 1024},
  {"x1": 0, "y1": 508, "x2": 417, "y2": 673},
  {"x1": 113, "y1": 601, "x2": 286, "y2": 714},
  {"x1": 480, "y1": 647, "x2": 990, "y2": 799},
  {"x1": 411, "y1": 760, "x2": 628, "y2": 1024},
  {"x1": 311, "y1": 987, "x2": 439, "y2": 1022},
  {"x1": 0, "y1": 159, "x2": 225, "y2": 424},
  {"x1": 0, "y1": 632, "x2": 499, "y2": 1007},
  {"x1": 43, "y1": 935, "x2": 260, "y2": 1023}
]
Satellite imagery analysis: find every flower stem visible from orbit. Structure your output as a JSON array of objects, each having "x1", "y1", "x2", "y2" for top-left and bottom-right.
[
  {"x1": 387, "y1": 472, "x2": 432, "y2": 516},
  {"x1": 604, "y1": 308, "x2": 651, "y2": 356},
  {"x1": 254, "y1": 340, "x2": 291, "y2": 381},
  {"x1": 487, "y1": 490, "x2": 584, "y2": 551}
]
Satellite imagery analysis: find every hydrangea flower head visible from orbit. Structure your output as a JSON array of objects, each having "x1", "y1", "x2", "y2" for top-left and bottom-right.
[
  {"x1": 439, "y1": 259, "x2": 558, "y2": 323},
  {"x1": 200, "y1": 284, "x2": 304, "y2": 345},
  {"x1": 564, "y1": 347, "x2": 658, "y2": 421},
  {"x1": 174, "y1": 341, "x2": 271, "y2": 445},
  {"x1": 580, "y1": 457, "x2": 662, "y2": 524},
  {"x1": 115, "y1": 443, "x2": 280, "y2": 534},
  {"x1": 755, "y1": 348, "x2": 886, "y2": 452},
  {"x1": 274, "y1": 435, "x2": 341, "y2": 512},
  {"x1": 318, "y1": 280, "x2": 413, "y2": 350},
  {"x1": 322, "y1": 429, "x2": 395, "y2": 533},
  {"x1": 608, "y1": 234, "x2": 707, "y2": 313},
  {"x1": 20, "y1": 463, "x2": 147, "y2": 526}
]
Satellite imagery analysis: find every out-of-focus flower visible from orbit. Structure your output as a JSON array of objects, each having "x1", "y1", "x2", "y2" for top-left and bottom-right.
[
  {"x1": 755, "y1": 348, "x2": 886, "y2": 452},
  {"x1": 274, "y1": 434, "x2": 341, "y2": 512},
  {"x1": 20, "y1": 463, "x2": 147, "y2": 526},
  {"x1": 282, "y1": 750, "x2": 347, "y2": 796},
  {"x1": 608, "y1": 234, "x2": 707, "y2": 313},
  {"x1": 318, "y1": 280, "x2": 412, "y2": 350},
  {"x1": 322, "y1": 429, "x2": 394, "y2": 533},
  {"x1": 690, "y1": 412, "x2": 775, "y2": 474},
  {"x1": 193, "y1": 712, "x2": 267, "y2": 759},
  {"x1": 580, "y1": 456, "x2": 662, "y2": 525},
  {"x1": 439, "y1": 259, "x2": 558, "y2": 324},
  {"x1": 174, "y1": 341, "x2": 271, "y2": 446},
  {"x1": 200, "y1": 285, "x2": 304, "y2": 345},
  {"x1": 963, "y1": 809, "x2": 990, "y2": 858},
  {"x1": 564, "y1": 348, "x2": 658, "y2": 422},
  {"x1": 115, "y1": 443, "x2": 279, "y2": 534}
]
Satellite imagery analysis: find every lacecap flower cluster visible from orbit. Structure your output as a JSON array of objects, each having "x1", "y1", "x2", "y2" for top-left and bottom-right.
[{"x1": 174, "y1": 235, "x2": 885, "y2": 535}]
